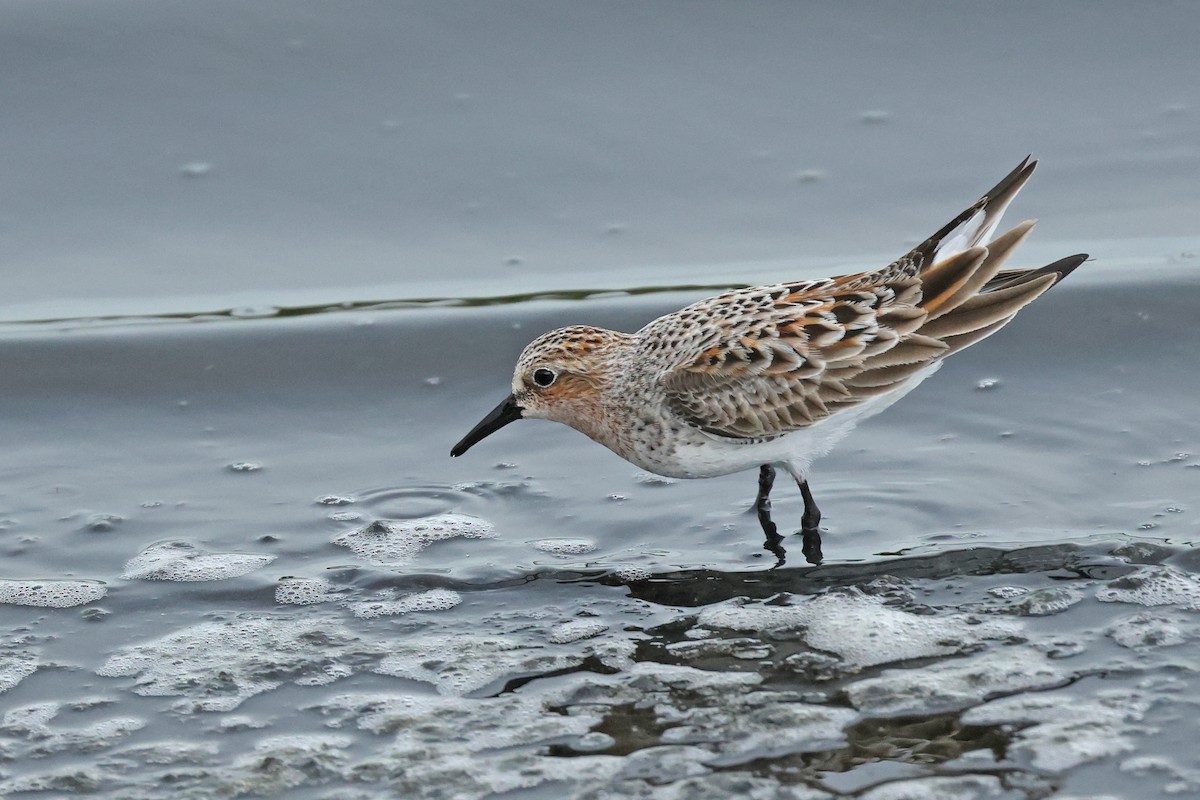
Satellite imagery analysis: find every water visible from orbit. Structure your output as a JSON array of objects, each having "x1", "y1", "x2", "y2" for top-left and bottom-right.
[
  {"x1": 1, "y1": 269, "x2": 1198, "y2": 798},
  {"x1": 3, "y1": 2, "x2": 1200, "y2": 798}
]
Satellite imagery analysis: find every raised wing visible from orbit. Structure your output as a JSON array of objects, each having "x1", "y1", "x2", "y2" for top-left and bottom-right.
[
  {"x1": 653, "y1": 158, "x2": 1085, "y2": 441},
  {"x1": 653, "y1": 268, "x2": 935, "y2": 440}
]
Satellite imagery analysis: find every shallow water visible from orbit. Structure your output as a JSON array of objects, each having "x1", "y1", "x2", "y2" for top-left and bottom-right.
[
  {"x1": 4, "y1": 1, "x2": 1200, "y2": 798},
  {"x1": 2, "y1": 264, "x2": 1200, "y2": 798}
]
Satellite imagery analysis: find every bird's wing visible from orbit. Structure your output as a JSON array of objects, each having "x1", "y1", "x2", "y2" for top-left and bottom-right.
[
  {"x1": 655, "y1": 157, "x2": 1084, "y2": 441},
  {"x1": 653, "y1": 269, "x2": 936, "y2": 441}
]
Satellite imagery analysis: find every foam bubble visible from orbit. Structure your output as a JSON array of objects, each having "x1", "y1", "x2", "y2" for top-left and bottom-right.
[
  {"x1": 847, "y1": 647, "x2": 1065, "y2": 716},
  {"x1": 97, "y1": 616, "x2": 367, "y2": 712},
  {"x1": 332, "y1": 514, "x2": 495, "y2": 568},
  {"x1": 0, "y1": 653, "x2": 38, "y2": 693},
  {"x1": 375, "y1": 633, "x2": 581, "y2": 696},
  {"x1": 698, "y1": 589, "x2": 1019, "y2": 671},
  {"x1": 348, "y1": 589, "x2": 462, "y2": 619},
  {"x1": 963, "y1": 689, "x2": 1148, "y2": 772},
  {"x1": 530, "y1": 538, "x2": 597, "y2": 556},
  {"x1": 859, "y1": 775, "x2": 1008, "y2": 800},
  {"x1": 122, "y1": 541, "x2": 274, "y2": 581},
  {"x1": 1107, "y1": 612, "x2": 1186, "y2": 648},
  {"x1": 0, "y1": 579, "x2": 106, "y2": 608},
  {"x1": 613, "y1": 565, "x2": 651, "y2": 581},
  {"x1": 1097, "y1": 566, "x2": 1200, "y2": 609},
  {"x1": 548, "y1": 621, "x2": 608, "y2": 644},
  {"x1": 274, "y1": 577, "x2": 334, "y2": 606}
]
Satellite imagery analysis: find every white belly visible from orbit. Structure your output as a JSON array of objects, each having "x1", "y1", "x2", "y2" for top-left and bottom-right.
[{"x1": 647, "y1": 362, "x2": 941, "y2": 479}]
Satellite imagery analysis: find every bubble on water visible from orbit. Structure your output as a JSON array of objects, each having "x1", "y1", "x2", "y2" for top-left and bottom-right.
[
  {"x1": 530, "y1": 538, "x2": 597, "y2": 556},
  {"x1": 613, "y1": 565, "x2": 650, "y2": 581},
  {"x1": 217, "y1": 734, "x2": 355, "y2": 795},
  {"x1": 1108, "y1": 612, "x2": 1186, "y2": 649},
  {"x1": 548, "y1": 621, "x2": 608, "y2": 644},
  {"x1": 698, "y1": 589, "x2": 1019, "y2": 671},
  {"x1": 858, "y1": 775, "x2": 1011, "y2": 799},
  {"x1": 317, "y1": 495, "x2": 356, "y2": 506},
  {"x1": 847, "y1": 646, "x2": 1065, "y2": 716},
  {"x1": 294, "y1": 663, "x2": 353, "y2": 686},
  {"x1": 375, "y1": 633, "x2": 584, "y2": 696},
  {"x1": 978, "y1": 586, "x2": 1083, "y2": 617},
  {"x1": 275, "y1": 577, "x2": 335, "y2": 606},
  {"x1": 329, "y1": 511, "x2": 362, "y2": 522},
  {"x1": 0, "y1": 652, "x2": 39, "y2": 693},
  {"x1": 962, "y1": 688, "x2": 1148, "y2": 772},
  {"x1": 122, "y1": 541, "x2": 274, "y2": 582},
  {"x1": 227, "y1": 462, "x2": 262, "y2": 473},
  {"x1": 1097, "y1": 566, "x2": 1200, "y2": 609},
  {"x1": 97, "y1": 616, "x2": 370, "y2": 712},
  {"x1": 0, "y1": 701, "x2": 145, "y2": 755},
  {"x1": 348, "y1": 589, "x2": 461, "y2": 619},
  {"x1": 0, "y1": 579, "x2": 107, "y2": 608},
  {"x1": 988, "y1": 586, "x2": 1028, "y2": 599},
  {"x1": 975, "y1": 377, "x2": 1000, "y2": 391},
  {"x1": 332, "y1": 513, "x2": 495, "y2": 568}
]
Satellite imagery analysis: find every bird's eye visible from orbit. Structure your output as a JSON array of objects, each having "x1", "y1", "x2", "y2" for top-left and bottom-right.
[{"x1": 532, "y1": 368, "x2": 557, "y2": 387}]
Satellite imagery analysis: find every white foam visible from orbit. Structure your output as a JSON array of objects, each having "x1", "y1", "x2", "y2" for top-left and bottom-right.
[
  {"x1": 963, "y1": 689, "x2": 1149, "y2": 772},
  {"x1": 530, "y1": 538, "x2": 598, "y2": 556},
  {"x1": 0, "y1": 579, "x2": 106, "y2": 608},
  {"x1": 614, "y1": 565, "x2": 651, "y2": 581},
  {"x1": 698, "y1": 589, "x2": 1019, "y2": 671},
  {"x1": 97, "y1": 616, "x2": 366, "y2": 712},
  {"x1": 858, "y1": 775, "x2": 1010, "y2": 800},
  {"x1": 122, "y1": 541, "x2": 274, "y2": 582},
  {"x1": 846, "y1": 647, "x2": 1065, "y2": 716},
  {"x1": 375, "y1": 633, "x2": 582, "y2": 696},
  {"x1": 0, "y1": 652, "x2": 38, "y2": 693},
  {"x1": 1107, "y1": 611, "x2": 1186, "y2": 648},
  {"x1": 1097, "y1": 566, "x2": 1200, "y2": 609},
  {"x1": 348, "y1": 588, "x2": 462, "y2": 619},
  {"x1": 333, "y1": 513, "x2": 495, "y2": 568},
  {"x1": 274, "y1": 577, "x2": 335, "y2": 606},
  {"x1": 548, "y1": 621, "x2": 608, "y2": 644}
]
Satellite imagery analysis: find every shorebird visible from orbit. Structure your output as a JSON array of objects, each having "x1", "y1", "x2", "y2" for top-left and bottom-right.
[{"x1": 451, "y1": 158, "x2": 1086, "y2": 564}]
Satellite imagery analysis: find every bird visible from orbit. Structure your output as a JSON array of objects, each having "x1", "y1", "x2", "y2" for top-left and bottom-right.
[{"x1": 451, "y1": 157, "x2": 1087, "y2": 564}]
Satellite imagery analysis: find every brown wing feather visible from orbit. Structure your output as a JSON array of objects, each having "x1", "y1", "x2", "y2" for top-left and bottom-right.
[
  {"x1": 654, "y1": 161, "x2": 1087, "y2": 442},
  {"x1": 657, "y1": 270, "x2": 929, "y2": 440}
]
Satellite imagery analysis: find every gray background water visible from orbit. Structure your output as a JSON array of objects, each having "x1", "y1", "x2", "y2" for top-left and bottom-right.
[{"x1": 1, "y1": 2, "x2": 1198, "y2": 798}]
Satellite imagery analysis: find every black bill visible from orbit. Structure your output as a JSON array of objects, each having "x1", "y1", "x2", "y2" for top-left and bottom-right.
[{"x1": 450, "y1": 394, "x2": 523, "y2": 456}]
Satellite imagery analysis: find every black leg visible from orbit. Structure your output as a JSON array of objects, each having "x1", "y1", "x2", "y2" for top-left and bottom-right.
[
  {"x1": 798, "y1": 479, "x2": 821, "y2": 533},
  {"x1": 755, "y1": 465, "x2": 786, "y2": 566},
  {"x1": 796, "y1": 477, "x2": 823, "y2": 565}
]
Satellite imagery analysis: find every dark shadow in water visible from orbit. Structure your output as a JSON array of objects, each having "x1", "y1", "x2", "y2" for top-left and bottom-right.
[
  {"x1": 351, "y1": 540, "x2": 1172, "y2": 609},
  {"x1": 1, "y1": 282, "x2": 749, "y2": 331},
  {"x1": 608, "y1": 540, "x2": 1163, "y2": 608}
]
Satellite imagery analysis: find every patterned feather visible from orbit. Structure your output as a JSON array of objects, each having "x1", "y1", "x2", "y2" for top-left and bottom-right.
[{"x1": 654, "y1": 159, "x2": 1086, "y2": 442}]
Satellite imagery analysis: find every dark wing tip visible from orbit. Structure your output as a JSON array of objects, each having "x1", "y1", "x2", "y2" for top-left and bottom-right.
[{"x1": 1042, "y1": 253, "x2": 1090, "y2": 284}]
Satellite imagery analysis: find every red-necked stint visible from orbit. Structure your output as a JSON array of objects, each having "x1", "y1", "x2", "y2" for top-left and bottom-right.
[{"x1": 452, "y1": 158, "x2": 1087, "y2": 565}]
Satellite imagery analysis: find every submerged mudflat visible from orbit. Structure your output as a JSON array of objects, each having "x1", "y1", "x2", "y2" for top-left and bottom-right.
[{"x1": 0, "y1": 264, "x2": 1197, "y2": 798}]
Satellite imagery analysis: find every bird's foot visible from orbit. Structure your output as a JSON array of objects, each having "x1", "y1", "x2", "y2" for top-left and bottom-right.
[
  {"x1": 762, "y1": 531, "x2": 787, "y2": 568},
  {"x1": 800, "y1": 527, "x2": 823, "y2": 565}
]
